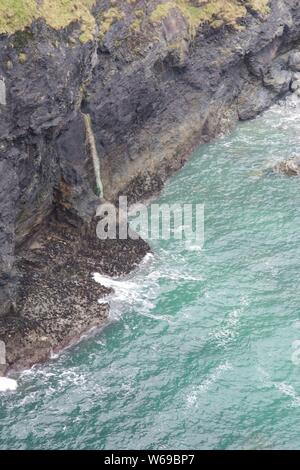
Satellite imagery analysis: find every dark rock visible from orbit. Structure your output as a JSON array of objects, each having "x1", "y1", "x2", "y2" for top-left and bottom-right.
[
  {"x1": 246, "y1": 39, "x2": 280, "y2": 78},
  {"x1": 238, "y1": 81, "x2": 275, "y2": 120},
  {"x1": 288, "y1": 51, "x2": 300, "y2": 72},
  {"x1": 0, "y1": 161, "x2": 18, "y2": 317},
  {"x1": 291, "y1": 72, "x2": 300, "y2": 92},
  {"x1": 263, "y1": 66, "x2": 293, "y2": 94},
  {"x1": 291, "y1": 79, "x2": 300, "y2": 92},
  {"x1": 274, "y1": 157, "x2": 300, "y2": 176},
  {"x1": 55, "y1": 114, "x2": 100, "y2": 223},
  {"x1": 0, "y1": 215, "x2": 150, "y2": 371}
]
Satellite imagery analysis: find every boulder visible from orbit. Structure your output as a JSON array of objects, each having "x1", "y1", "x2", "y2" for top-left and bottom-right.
[
  {"x1": 288, "y1": 51, "x2": 300, "y2": 72},
  {"x1": 291, "y1": 79, "x2": 300, "y2": 92},
  {"x1": 263, "y1": 67, "x2": 293, "y2": 94},
  {"x1": 291, "y1": 72, "x2": 300, "y2": 92},
  {"x1": 274, "y1": 157, "x2": 300, "y2": 176}
]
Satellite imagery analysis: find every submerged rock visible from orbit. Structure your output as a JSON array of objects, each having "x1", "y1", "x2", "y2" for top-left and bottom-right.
[{"x1": 274, "y1": 157, "x2": 300, "y2": 176}]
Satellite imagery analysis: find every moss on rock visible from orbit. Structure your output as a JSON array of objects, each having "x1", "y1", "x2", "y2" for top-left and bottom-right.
[
  {"x1": 150, "y1": 0, "x2": 270, "y2": 36},
  {"x1": 0, "y1": 0, "x2": 97, "y2": 42},
  {"x1": 0, "y1": 0, "x2": 271, "y2": 46},
  {"x1": 98, "y1": 6, "x2": 125, "y2": 40}
]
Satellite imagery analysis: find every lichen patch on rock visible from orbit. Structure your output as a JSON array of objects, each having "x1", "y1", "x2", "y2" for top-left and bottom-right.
[
  {"x1": 0, "y1": 0, "x2": 97, "y2": 42},
  {"x1": 150, "y1": 0, "x2": 270, "y2": 36}
]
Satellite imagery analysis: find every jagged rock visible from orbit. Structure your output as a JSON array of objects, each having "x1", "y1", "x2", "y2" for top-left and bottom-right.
[
  {"x1": 238, "y1": 83, "x2": 275, "y2": 121},
  {"x1": 263, "y1": 66, "x2": 293, "y2": 94},
  {"x1": 246, "y1": 40, "x2": 280, "y2": 78},
  {"x1": 291, "y1": 72, "x2": 300, "y2": 92},
  {"x1": 274, "y1": 157, "x2": 300, "y2": 176},
  {"x1": 288, "y1": 51, "x2": 300, "y2": 72},
  {"x1": 0, "y1": 161, "x2": 18, "y2": 318},
  {"x1": 291, "y1": 80, "x2": 300, "y2": 92}
]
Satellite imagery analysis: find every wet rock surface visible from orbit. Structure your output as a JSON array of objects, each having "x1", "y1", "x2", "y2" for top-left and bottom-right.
[
  {"x1": 0, "y1": 215, "x2": 150, "y2": 372},
  {"x1": 273, "y1": 156, "x2": 300, "y2": 176}
]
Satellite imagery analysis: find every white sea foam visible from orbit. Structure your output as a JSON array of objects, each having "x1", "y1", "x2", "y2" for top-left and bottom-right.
[
  {"x1": 93, "y1": 255, "x2": 193, "y2": 327},
  {"x1": 93, "y1": 272, "x2": 135, "y2": 290},
  {"x1": 93, "y1": 252, "x2": 155, "y2": 301},
  {"x1": 147, "y1": 268, "x2": 204, "y2": 282},
  {"x1": 187, "y1": 361, "x2": 233, "y2": 406},
  {"x1": 0, "y1": 377, "x2": 18, "y2": 392},
  {"x1": 93, "y1": 273, "x2": 140, "y2": 304},
  {"x1": 257, "y1": 367, "x2": 300, "y2": 408},
  {"x1": 93, "y1": 271, "x2": 177, "y2": 325},
  {"x1": 293, "y1": 320, "x2": 300, "y2": 330},
  {"x1": 210, "y1": 297, "x2": 249, "y2": 348},
  {"x1": 185, "y1": 244, "x2": 203, "y2": 252},
  {"x1": 140, "y1": 252, "x2": 155, "y2": 265}
]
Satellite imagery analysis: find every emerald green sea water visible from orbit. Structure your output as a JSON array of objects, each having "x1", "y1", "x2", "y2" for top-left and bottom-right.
[{"x1": 1, "y1": 96, "x2": 300, "y2": 450}]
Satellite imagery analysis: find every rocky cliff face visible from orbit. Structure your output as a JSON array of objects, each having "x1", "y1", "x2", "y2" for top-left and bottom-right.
[{"x1": 1, "y1": 0, "x2": 300, "y2": 369}]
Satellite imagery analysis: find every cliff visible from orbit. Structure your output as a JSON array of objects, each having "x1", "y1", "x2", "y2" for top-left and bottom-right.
[{"x1": 1, "y1": 0, "x2": 300, "y2": 370}]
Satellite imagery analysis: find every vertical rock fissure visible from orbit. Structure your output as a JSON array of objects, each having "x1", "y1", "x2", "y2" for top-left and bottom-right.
[
  {"x1": 0, "y1": 77, "x2": 6, "y2": 106},
  {"x1": 82, "y1": 112, "x2": 104, "y2": 199},
  {"x1": 0, "y1": 340, "x2": 6, "y2": 376}
]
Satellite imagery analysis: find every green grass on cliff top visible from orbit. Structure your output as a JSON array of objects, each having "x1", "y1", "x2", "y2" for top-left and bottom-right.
[
  {"x1": 0, "y1": 0, "x2": 270, "y2": 42},
  {"x1": 150, "y1": 1, "x2": 270, "y2": 33},
  {"x1": 0, "y1": 0, "x2": 96, "y2": 41}
]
